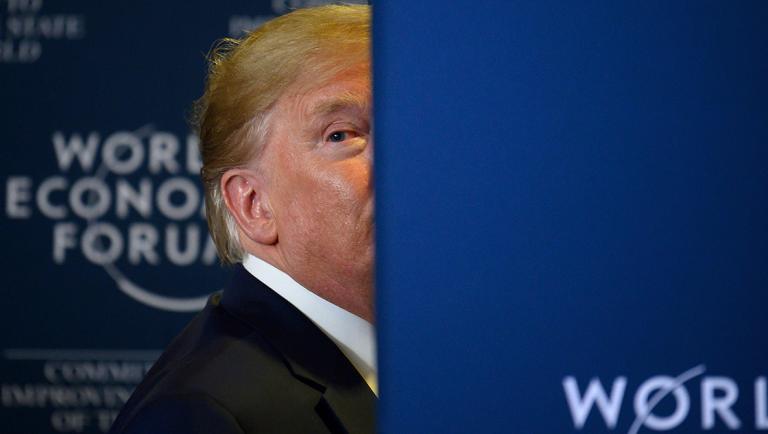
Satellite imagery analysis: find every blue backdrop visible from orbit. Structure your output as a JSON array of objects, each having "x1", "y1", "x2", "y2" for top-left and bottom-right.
[
  {"x1": 374, "y1": 1, "x2": 768, "y2": 433},
  {"x1": 0, "y1": 1, "x2": 346, "y2": 433},
  {"x1": 3, "y1": 1, "x2": 768, "y2": 433}
]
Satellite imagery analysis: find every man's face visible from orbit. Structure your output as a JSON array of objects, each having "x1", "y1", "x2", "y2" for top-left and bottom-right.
[{"x1": 260, "y1": 62, "x2": 374, "y2": 320}]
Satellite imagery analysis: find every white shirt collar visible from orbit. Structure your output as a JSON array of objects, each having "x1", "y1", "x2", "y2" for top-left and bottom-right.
[{"x1": 242, "y1": 254, "x2": 378, "y2": 395}]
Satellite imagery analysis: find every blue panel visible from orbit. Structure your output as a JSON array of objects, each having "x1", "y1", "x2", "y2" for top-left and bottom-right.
[{"x1": 374, "y1": 1, "x2": 768, "y2": 432}]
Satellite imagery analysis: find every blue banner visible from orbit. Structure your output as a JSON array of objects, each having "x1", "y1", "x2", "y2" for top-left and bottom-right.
[
  {"x1": 0, "y1": 1, "x2": 357, "y2": 432},
  {"x1": 374, "y1": 1, "x2": 768, "y2": 432}
]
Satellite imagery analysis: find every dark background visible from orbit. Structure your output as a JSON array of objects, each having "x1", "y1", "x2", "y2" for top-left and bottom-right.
[
  {"x1": 0, "y1": 1, "x2": 332, "y2": 432},
  {"x1": 2, "y1": 0, "x2": 767, "y2": 433}
]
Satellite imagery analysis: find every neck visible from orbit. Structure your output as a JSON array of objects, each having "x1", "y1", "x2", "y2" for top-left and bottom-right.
[{"x1": 245, "y1": 247, "x2": 374, "y2": 322}]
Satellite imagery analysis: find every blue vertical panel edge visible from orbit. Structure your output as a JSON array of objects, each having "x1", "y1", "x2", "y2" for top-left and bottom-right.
[{"x1": 374, "y1": 1, "x2": 768, "y2": 432}]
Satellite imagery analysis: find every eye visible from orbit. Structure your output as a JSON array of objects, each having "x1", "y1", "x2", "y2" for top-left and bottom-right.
[{"x1": 327, "y1": 131, "x2": 351, "y2": 142}]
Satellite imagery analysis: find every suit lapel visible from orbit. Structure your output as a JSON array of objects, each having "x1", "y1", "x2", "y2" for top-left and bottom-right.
[{"x1": 221, "y1": 265, "x2": 376, "y2": 434}]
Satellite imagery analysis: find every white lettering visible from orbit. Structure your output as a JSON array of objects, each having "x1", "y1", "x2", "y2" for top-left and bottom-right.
[
  {"x1": 115, "y1": 178, "x2": 152, "y2": 218},
  {"x1": 634, "y1": 376, "x2": 690, "y2": 431},
  {"x1": 757, "y1": 377, "x2": 768, "y2": 429},
  {"x1": 5, "y1": 176, "x2": 32, "y2": 218},
  {"x1": 157, "y1": 177, "x2": 199, "y2": 220},
  {"x1": 149, "y1": 132, "x2": 180, "y2": 174},
  {"x1": 702, "y1": 377, "x2": 741, "y2": 429},
  {"x1": 166, "y1": 224, "x2": 199, "y2": 265},
  {"x1": 0, "y1": 39, "x2": 42, "y2": 63},
  {"x1": 52, "y1": 132, "x2": 100, "y2": 172},
  {"x1": 43, "y1": 362, "x2": 149, "y2": 384},
  {"x1": 186, "y1": 134, "x2": 202, "y2": 174},
  {"x1": 51, "y1": 410, "x2": 90, "y2": 431},
  {"x1": 5, "y1": 15, "x2": 85, "y2": 39},
  {"x1": 52, "y1": 223, "x2": 77, "y2": 263},
  {"x1": 128, "y1": 224, "x2": 159, "y2": 265},
  {"x1": 2, "y1": 384, "x2": 135, "y2": 408},
  {"x1": 36, "y1": 176, "x2": 68, "y2": 218},
  {"x1": 7, "y1": 0, "x2": 43, "y2": 13},
  {"x1": 563, "y1": 376, "x2": 626, "y2": 429},
  {"x1": 69, "y1": 178, "x2": 110, "y2": 219},
  {"x1": 81, "y1": 223, "x2": 122, "y2": 264},
  {"x1": 102, "y1": 132, "x2": 145, "y2": 175}
]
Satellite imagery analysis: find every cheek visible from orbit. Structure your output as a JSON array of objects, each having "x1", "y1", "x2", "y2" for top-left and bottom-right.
[
  {"x1": 271, "y1": 150, "x2": 372, "y2": 242},
  {"x1": 304, "y1": 157, "x2": 370, "y2": 205},
  {"x1": 301, "y1": 167, "x2": 371, "y2": 244},
  {"x1": 324, "y1": 162, "x2": 372, "y2": 219},
  {"x1": 274, "y1": 168, "x2": 341, "y2": 236}
]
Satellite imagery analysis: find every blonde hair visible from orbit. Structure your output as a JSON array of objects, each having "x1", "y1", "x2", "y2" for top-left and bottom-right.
[{"x1": 193, "y1": 4, "x2": 371, "y2": 264}]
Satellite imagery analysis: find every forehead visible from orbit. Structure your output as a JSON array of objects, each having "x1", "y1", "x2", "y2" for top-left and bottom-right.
[
  {"x1": 284, "y1": 64, "x2": 371, "y2": 118},
  {"x1": 305, "y1": 88, "x2": 371, "y2": 121}
]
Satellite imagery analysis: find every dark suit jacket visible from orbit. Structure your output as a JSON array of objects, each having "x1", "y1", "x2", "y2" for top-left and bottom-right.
[{"x1": 109, "y1": 265, "x2": 376, "y2": 434}]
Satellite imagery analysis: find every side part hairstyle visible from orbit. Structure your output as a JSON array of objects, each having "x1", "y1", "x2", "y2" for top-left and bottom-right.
[{"x1": 192, "y1": 5, "x2": 371, "y2": 264}]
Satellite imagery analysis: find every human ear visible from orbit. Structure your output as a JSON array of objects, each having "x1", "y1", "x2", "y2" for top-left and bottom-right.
[{"x1": 220, "y1": 169, "x2": 277, "y2": 245}]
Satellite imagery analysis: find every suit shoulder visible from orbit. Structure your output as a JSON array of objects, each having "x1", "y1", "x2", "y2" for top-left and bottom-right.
[
  {"x1": 138, "y1": 301, "x2": 300, "y2": 400},
  {"x1": 113, "y1": 392, "x2": 244, "y2": 434},
  {"x1": 112, "y1": 301, "x2": 321, "y2": 433}
]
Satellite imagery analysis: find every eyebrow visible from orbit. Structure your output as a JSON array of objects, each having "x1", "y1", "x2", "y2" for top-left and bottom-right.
[{"x1": 308, "y1": 92, "x2": 370, "y2": 118}]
